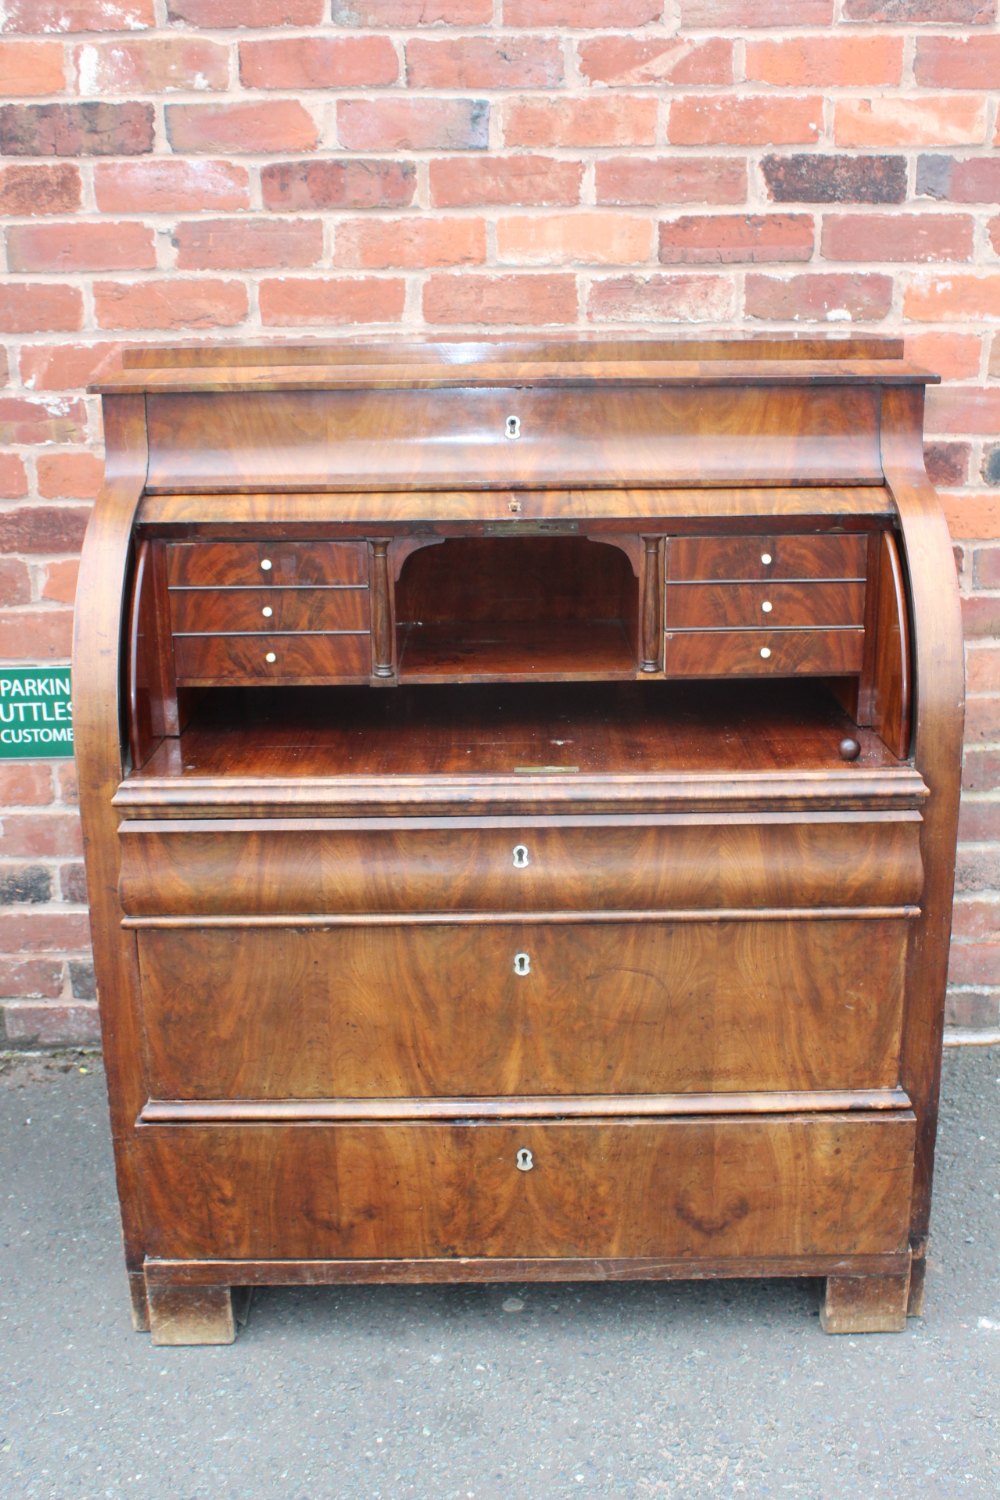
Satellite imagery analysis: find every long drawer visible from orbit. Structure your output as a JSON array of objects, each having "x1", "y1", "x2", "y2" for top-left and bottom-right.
[
  {"x1": 136, "y1": 1113, "x2": 916, "y2": 1262},
  {"x1": 664, "y1": 628, "x2": 865, "y2": 678},
  {"x1": 171, "y1": 587, "x2": 369, "y2": 635},
  {"x1": 173, "y1": 631, "x2": 371, "y2": 684},
  {"x1": 118, "y1": 814, "x2": 924, "y2": 917},
  {"x1": 137, "y1": 918, "x2": 909, "y2": 1099},
  {"x1": 167, "y1": 540, "x2": 368, "y2": 588}
]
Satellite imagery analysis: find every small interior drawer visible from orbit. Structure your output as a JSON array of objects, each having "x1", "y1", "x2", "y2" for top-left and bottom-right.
[
  {"x1": 665, "y1": 581, "x2": 866, "y2": 630},
  {"x1": 167, "y1": 541, "x2": 368, "y2": 589},
  {"x1": 666, "y1": 534, "x2": 868, "y2": 582},
  {"x1": 171, "y1": 587, "x2": 369, "y2": 635},
  {"x1": 173, "y1": 631, "x2": 371, "y2": 684},
  {"x1": 664, "y1": 627, "x2": 864, "y2": 678}
]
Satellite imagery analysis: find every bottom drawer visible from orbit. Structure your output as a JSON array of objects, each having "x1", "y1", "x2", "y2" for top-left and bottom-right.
[
  {"x1": 664, "y1": 628, "x2": 864, "y2": 677},
  {"x1": 138, "y1": 1113, "x2": 915, "y2": 1262}
]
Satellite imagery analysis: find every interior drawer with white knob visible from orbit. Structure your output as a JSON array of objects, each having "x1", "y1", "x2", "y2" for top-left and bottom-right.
[
  {"x1": 172, "y1": 631, "x2": 370, "y2": 684},
  {"x1": 666, "y1": 534, "x2": 867, "y2": 583},
  {"x1": 665, "y1": 581, "x2": 866, "y2": 631},
  {"x1": 166, "y1": 541, "x2": 368, "y2": 588}
]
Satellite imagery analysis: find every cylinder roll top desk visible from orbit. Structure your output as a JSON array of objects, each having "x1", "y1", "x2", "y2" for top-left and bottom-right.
[{"x1": 74, "y1": 337, "x2": 964, "y2": 1344}]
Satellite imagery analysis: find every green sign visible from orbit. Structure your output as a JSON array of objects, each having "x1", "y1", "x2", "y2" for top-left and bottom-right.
[{"x1": 0, "y1": 666, "x2": 73, "y2": 759}]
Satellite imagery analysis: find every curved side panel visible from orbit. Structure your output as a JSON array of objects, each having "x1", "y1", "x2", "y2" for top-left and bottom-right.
[
  {"x1": 880, "y1": 385, "x2": 965, "y2": 1272},
  {"x1": 72, "y1": 394, "x2": 150, "y2": 1311}
]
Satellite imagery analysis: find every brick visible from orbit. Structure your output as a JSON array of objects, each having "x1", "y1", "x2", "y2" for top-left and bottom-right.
[
  {"x1": 0, "y1": 286, "x2": 84, "y2": 334},
  {"x1": 239, "y1": 36, "x2": 398, "y2": 90},
  {"x1": 3, "y1": 1001, "x2": 100, "y2": 1048},
  {"x1": 338, "y1": 99, "x2": 488, "y2": 152},
  {"x1": 0, "y1": 911, "x2": 92, "y2": 953},
  {"x1": 503, "y1": 97, "x2": 656, "y2": 149},
  {"x1": 955, "y1": 843, "x2": 1000, "y2": 895},
  {"x1": 262, "y1": 160, "x2": 415, "y2": 212},
  {"x1": 835, "y1": 97, "x2": 987, "y2": 149},
  {"x1": 924, "y1": 441, "x2": 970, "y2": 486},
  {"x1": 0, "y1": 0, "x2": 154, "y2": 30},
  {"x1": 173, "y1": 218, "x2": 324, "y2": 272},
  {"x1": 952, "y1": 898, "x2": 1000, "y2": 940},
  {"x1": 843, "y1": 0, "x2": 994, "y2": 18},
  {"x1": 7, "y1": 222, "x2": 155, "y2": 274},
  {"x1": 0, "y1": 958, "x2": 63, "y2": 1000},
  {"x1": 944, "y1": 988, "x2": 999, "y2": 1029},
  {"x1": 745, "y1": 272, "x2": 893, "y2": 322},
  {"x1": 505, "y1": 0, "x2": 661, "y2": 21},
  {"x1": 0, "y1": 507, "x2": 90, "y2": 557},
  {"x1": 36, "y1": 452, "x2": 104, "y2": 499},
  {"x1": 430, "y1": 155, "x2": 582, "y2": 208},
  {"x1": 259, "y1": 277, "x2": 406, "y2": 327},
  {"x1": 596, "y1": 157, "x2": 747, "y2": 206},
  {"x1": 973, "y1": 546, "x2": 1000, "y2": 588},
  {"x1": 0, "y1": 558, "x2": 31, "y2": 605},
  {"x1": 166, "y1": 102, "x2": 318, "y2": 155},
  {"x1": 74, "y1": 38, "x2": 229, "y2": 94},
  {"x1": 0, "y1": 398, "x2": 87, "y2": 445},
  {"x1": 68, "y1": 959, "x2": 95, "y2": 999},
  {"x1": 60, "y1": 863, "x2": 88, "y2": 904},
  {"x1": 20, "y1": 344, "x2": 119, "y2": 393},
  {"x1": 918, "y1": 155, "x2": 1000, "y2": 204},
  {"x1": 588, "y1": 273, "x2": 735, "y2": 324},
  {"x1": 0, "y1": 455, "x2": 28, "y2": 499},
  {"x1": 991, "y1": 335, "x2": 1000, "y2": 379},
  {"x1": 762, "y1": 154, "x2": 906, "y2": 205},
  {"x1": 821, "y1": 213, "x2": 973, "y2": 263},
  {"x1": 659, "y1": 214, "x2": 813, "y2": 265},
  {"x1": 94, "y1": 279, "x2": 249, "y2": 331},
  {"x1": 0, "y1": 41, "x2": 65, "y2": 95},
  {"x1": 980, "y1": 445, "x2": 1000, "y2": 487},
  {"x1": 497, "y1": 213, "x2": 654, "y2": 267},
  {"x1": 166, "y1": 0, "x2": 323, "y2": 22},
  {"x1": 406, "y1": 38, "x2": 563, "y2": 89},
  {"x1": 94, "y1": 160, "x2": 250, "y2": 214},
  {"x1": 0, "y1": 813, "x2": 83, "y2": 858},
  {"x1": 40, "y1": 559, "x2": 80, "y2": 605},
  {"x1": 680, "y1": 0, "x2": 833, "y2": 21},
  {"x1": 0, "y1": 164, "x2": 81, "y2": 216},
  {"x1": 57, "y1": 761, "x2": 78, "y2": 803},
  {"x1": 958, "y1": 801, "x2": 1000, "y2": 843},
  {"x1": 963, "y1": 748, "x2": 1000, "y2": 793},
  {"x1": 0, "y1": 865, "x2": 51, "y2": 904},
  {"x1": 963, "y1": 595, "x2": 1000, "y2": 641},
  {"x1": 915, "y1": 36, "x2": 1000, "y2": 89},
  {"x1": 967, "y1": 695, "x2": 1000, "y2": 742},
  {"x1": 967, "y1": 644, "x2": 1000, "y2": 693},
  {"x1": 905, "y1": 275, "x2": 1000, "y2": 322},
  {"x1": 943, "y1": 494, "x2": 1000, "y2": 537},
  {"x1": 335, "y1": 217, "x2": 486, "y2": 270},
  {"x1": 577, "y1": 38, "x2": 733, "y2": 86},
  {"x1": 0, "y1": 102, "x2": 154, "y2": 157},
  {"x1": 332, "y1": 0, "x2": 490, "y2": 17},
  {"x1": 0, "y1": 764, "x2": 53, "y2": 805},
  {"x1": 905, "y1": 332, "x2": 982, "y2": 383},
  {"x1": 745, "y1": 37, "x2": 903, "y2": 87},
  {"x1": 0, "y1": 608, "x2": 73, "y2": 658},
  {"x1": 669, "y1": 96, "x2": 822, "y2": 147},
  {"x1": 423, "y1": 272, "x2": 577, "y2": 326},
  {"x1": 989, "y1": 215, "x2": 1000, "y2": 257}
]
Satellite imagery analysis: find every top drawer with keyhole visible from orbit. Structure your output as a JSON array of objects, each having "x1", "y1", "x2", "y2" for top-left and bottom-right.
[{"x1": 167, "y1": 541, "x2": 368, "y2": 589}]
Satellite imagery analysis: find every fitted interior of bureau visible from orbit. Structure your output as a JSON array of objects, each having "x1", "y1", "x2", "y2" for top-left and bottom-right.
[{"x1": 133, "y1": 678, "x2": 906, "y2": 781}]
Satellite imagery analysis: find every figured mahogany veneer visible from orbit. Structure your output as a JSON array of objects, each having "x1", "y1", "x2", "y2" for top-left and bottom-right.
[{"x1": 76, "y1": 337, "x2": 963, "y2": 1343}]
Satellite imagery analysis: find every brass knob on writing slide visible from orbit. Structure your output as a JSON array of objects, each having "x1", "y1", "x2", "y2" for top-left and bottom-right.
[{"x1": 839, "y1": 737, "x2": 861, "y2": 762}]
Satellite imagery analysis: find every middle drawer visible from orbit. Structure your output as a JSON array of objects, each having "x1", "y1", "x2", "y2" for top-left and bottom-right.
[{"x1": 137, "y1": 918, "x2": 908, "y2": 1099}]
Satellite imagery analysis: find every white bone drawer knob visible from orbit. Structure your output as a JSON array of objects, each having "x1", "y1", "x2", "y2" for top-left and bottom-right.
[
  {"x1": 760, "y1": 647, "x2": 772, "y2": 660},
  {"x1": 262, "y1": 605, "x2": 273, "y2": 618},
  {"x1": 265, "y1": 651, "x2": 277, "y2": 663},
  {"x1": 260, "y1": 558, "x2": 272, "y2": 571},
  {"x1": 761, "y1": 600, "x2": 773, "y2": 614},
  {"x1": 761, "y1": 552, "x2": 772, "y2": 566}
]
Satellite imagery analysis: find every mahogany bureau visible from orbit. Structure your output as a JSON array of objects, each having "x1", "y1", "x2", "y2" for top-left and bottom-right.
[{"x1": 74, "y1": 337, "x2": 964, "y2": 1344}]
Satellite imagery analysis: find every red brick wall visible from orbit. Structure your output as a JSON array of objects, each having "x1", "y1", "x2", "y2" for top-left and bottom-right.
[{"x1": 1, "y1": 0, "x2": 998, "y2": 1046}]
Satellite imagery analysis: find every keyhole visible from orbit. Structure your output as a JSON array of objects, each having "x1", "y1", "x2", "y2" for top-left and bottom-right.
[
  {"x1": 512, "y1": 844, "x2": 529, "y2": 868},
  {"x1": 505, "y1": 415, "x2": 520, "y2": 440},
  {"x1": 516, "y1": 1148, "x2": 534, "y2": 1172},
  {"x1": 513, "y1": 952, "x2": 531, "y2": 977}
]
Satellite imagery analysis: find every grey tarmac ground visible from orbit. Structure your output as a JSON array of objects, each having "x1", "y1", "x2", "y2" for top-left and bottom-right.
[{"x1": 0, "y1": 1044, "x2": 997, "y2": 1500}]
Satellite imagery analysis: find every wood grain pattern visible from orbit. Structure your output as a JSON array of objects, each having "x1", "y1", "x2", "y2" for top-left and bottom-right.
[
  {"x1": 137, "y1": 1113, "x2": 916, "y2": 1263},
  {"x1": 664, "y1": 581, "x2": 865, "y2": 630},
  {"x1": 117, "y1": 813, "x2": 923, "y2": 917},
  {"x1": 870, "y1": 530, "x2": 912, "y2": 760},
  {"x1": 821, "y1": 1271, "x2": 911, "y2": 1333},
  {"x1": 663, "y1": 627, "x2": 864, "y2": 678},
  {"x1": 666, "y1": 533, "x2": 867, "y2": 582},
  {"x1": 167, "y1": 540, "x2": 368, "y2": 588},
  {"x1": 169, "y1": 586, "x2": 369, "y2": 635},
  {"x1": 173, "y1": 631, "x2": 370, "y2": 685},
  {"x1": 135, "y1": 918, "x2": 909, "y2": 1099}
]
